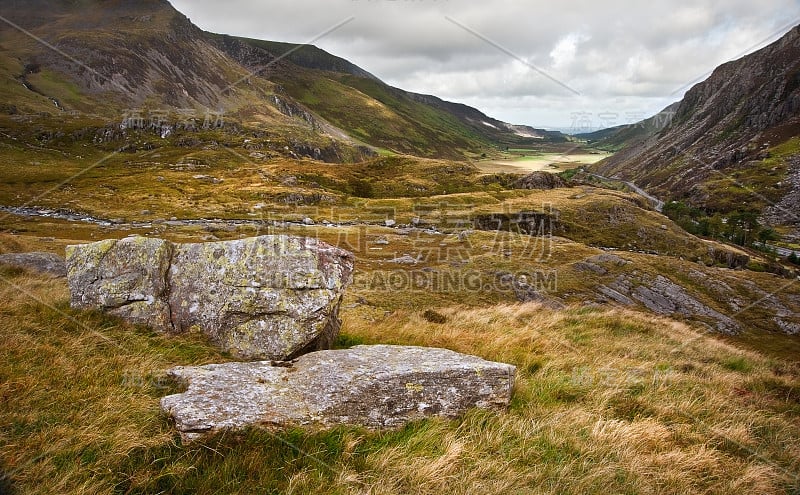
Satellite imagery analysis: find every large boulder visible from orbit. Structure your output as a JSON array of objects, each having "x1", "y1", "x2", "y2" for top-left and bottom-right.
[
  {"x1": 0, "y1": 251, "x2": 67, "y2": 277},
  {"x1": 66, "y1": 235, "x2": 354, "y2": 359},
  {"x1": 161, "y1": 345, "x2": 516, "y2": 441}
]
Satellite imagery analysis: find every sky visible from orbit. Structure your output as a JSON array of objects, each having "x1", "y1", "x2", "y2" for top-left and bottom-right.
[{"x1": 170, "y1": 0, "x2": 800, "y2": 130}]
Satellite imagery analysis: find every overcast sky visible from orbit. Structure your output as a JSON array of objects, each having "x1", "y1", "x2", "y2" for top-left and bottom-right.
[{"x1": 171, "y1": 0, "x2": 800, "y2": 130}]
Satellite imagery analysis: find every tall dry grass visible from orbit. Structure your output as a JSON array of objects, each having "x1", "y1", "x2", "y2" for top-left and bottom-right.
[{"x1": 0, "y1": 268, "x2": 798, "y2": 494}]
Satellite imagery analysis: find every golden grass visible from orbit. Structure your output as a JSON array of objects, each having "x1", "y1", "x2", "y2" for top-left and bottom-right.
[{"x1": 0, "y1": 268, "x2": 798, "y2": 494}]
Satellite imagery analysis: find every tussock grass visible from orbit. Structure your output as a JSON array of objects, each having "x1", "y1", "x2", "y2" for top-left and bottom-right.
[{"x1": 1, "y1": 268, "x2": 798, "y2": 494}]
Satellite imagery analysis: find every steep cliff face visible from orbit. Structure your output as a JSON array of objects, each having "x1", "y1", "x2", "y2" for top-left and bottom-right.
[{"x1": 594, "y1": 25, "x2": 800, "y2": 224}]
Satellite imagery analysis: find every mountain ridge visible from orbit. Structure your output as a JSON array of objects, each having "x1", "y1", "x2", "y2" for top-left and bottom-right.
[
  {"x1": 592, "y1": 25, "x2": 800, "y2": 230},
  {"x1": 0, "y1": 0, "x2": 563, "y2": 159}
]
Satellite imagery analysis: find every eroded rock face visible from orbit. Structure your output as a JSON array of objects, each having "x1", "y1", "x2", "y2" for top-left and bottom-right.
[
  {"x1": 600, "y1": 273, "x2": 740, "y2": 334},
  {"x1": 66, "y1": 235, "x2": 354, "y2": 359},
  {"x1": 161, "y1": 345, "x2": 516, "y2": 441}
]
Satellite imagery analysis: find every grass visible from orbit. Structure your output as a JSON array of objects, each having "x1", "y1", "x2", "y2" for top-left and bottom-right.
[
  {"x1": 0, "y1": 98, "x2": 799, "y2": 493},
  {"x1": 0, "y1": 270, "x2": 798, "y2": 493}
]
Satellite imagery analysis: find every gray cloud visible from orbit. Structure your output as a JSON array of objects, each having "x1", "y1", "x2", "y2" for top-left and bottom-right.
[{"x1": 171, "y1": 0, "x2": 800, "y2": 128}]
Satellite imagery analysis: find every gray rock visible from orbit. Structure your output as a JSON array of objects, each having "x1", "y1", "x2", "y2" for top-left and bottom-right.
[
  {"x1": 389, "y1": 254, "x2": 419, "y2": 264},
  {"x1": 605, "y1": 273, "x2": 739, "y2": 334},
  {"x1": 0, "y1": 251, "x2": 67, "y2": 277},
  {"x1": 161, "y1": 345, "x2": 516, "y2": 442},
  {"x1": 66, "y1": 237, "x2": 173, "y2": 329},
  {"x1": 585, "y1": 253, "x2": 630, "y2": 266},
  {"x1": 169, "y1": 236, "x2": 354, "y2": 359},
  {"x1": 573, "y1": 262, "x2": 607, "y2": 275},
  {"x1": 66, "y1": 235, "x2": 354, "y2": 359}
]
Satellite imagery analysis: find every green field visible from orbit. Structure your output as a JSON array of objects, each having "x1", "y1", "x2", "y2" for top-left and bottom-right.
[{"x1": 476, "y1": 151, "x2": 611, "y2": 174}]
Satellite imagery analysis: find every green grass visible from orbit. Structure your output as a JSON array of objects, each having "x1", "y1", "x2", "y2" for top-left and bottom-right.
[{"x1": 721, "y1": 356, "x2": 754, "y2": 373}]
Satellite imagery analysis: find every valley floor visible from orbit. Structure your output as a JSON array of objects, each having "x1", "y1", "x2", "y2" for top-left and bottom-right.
[
  {"x1": 0, "y1": 129, "x2": 798, "y2": 493},
  {"x1": 474, "y1": 149, "x2": 611, "y2": 175}
]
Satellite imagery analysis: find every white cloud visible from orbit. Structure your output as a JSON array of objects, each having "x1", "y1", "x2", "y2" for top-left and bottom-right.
[
  {"x1": 169, "y1": 0, "x2": 800, "y2": 127},
  {"x1": 550, "y1": 32, "x2": 590, "y2": 69}
]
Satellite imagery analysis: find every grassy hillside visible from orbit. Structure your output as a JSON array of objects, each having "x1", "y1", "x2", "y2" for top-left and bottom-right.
[{"x1": 1, "y1": 3, "x2": 799, "y2": 493}]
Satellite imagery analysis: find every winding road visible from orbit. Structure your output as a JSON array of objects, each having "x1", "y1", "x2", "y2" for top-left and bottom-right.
[{"x1": 584, "y1": 172, "x2": 665, "y2": 212}]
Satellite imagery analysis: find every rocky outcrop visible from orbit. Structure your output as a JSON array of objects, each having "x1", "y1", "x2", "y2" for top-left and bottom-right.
[
  {"x1": 161, "y1": 345, "x2": 516, "y2": 441},
  {"x1": 66, "y1": 235, "x2": 354, "y2": 360},
  {"x1": 514, "y1": 171, "x2": 568, "y2": 190},
  {"x1": 0, "y1": 251, "x2": 66, "y2": 277},
  {"x1": 473, "y1": 211, "x2": 558, "y2": 235},
  {"x1": 707, "y1": 245, "x2": 749, "y2": 269},
  {"x1": 599, "y1": 273, "x2": 740, "y2": 334}
]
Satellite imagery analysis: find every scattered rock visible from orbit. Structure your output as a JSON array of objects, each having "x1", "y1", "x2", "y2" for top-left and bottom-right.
[
  {"x1": 457, "y1": 230, "x2": 473, "y2": 241},
  {"x1": 161, "y1": 345, "x2": 516, "y2": 441},
  {"x1": 573, "y1": 253, "x2": 630, "y2": 275},
  {"x1": 302, "y1": 217, "x2": 315, "y2": 225},
  {"x1": 586, "y1": 253, "x2": 630, "y2": 266},
  {"x1": 249, "y1": 151, "x2": 266, "y2": 160},
  {"x1": 384, "y1": 219, "x2": 396, "y2": 227},
  {"x1": 374, "y1": 236, "x2": 390, "y2": 245},
  {"x1": 0, "y1": 252, "x2": 66, "y2": 277},
  {"x1": 389, "y1": 254, "x2": 419, "y2": 264},
  {"x1": 473, "y1": 211, "x2": 557, "y2": 235},
  {"x1": 774, "y1": 318, "x2": 800, "y2": 335},
  {"x1": 66, "y1": 235, "x2": 355, "y2": 359},
  {"x1": 574, "y1": 261, "x2": 607, "y2": 275}
]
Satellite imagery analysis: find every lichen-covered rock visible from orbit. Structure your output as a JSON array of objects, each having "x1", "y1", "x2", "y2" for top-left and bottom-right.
[
  {"x1": 66, "y1": 235, "x2": 354, "y2": 359},
  {"x1": 168, "y1": 236, "x2": 353, "y2": 359},
  {"x1": 0, "y1": 251, "x2": 67, "y2": 277},
  {"x1": 161, "y1": 345, "x2": 516, "y2": 441},
  {"x1": 66, "y1": 237, "x2": 173, "y2": 329}
]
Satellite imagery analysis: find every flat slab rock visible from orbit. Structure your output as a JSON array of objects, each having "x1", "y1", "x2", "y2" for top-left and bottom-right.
[
  {"x1": 161, "y1": 345, "x2": 516, "y2": 441},
  {"x1": 0, "y1": 252, "x2": 66, "y2": 277},
  {"x1": 66, "y1": 235, "x2": 354, "y2": 360}
]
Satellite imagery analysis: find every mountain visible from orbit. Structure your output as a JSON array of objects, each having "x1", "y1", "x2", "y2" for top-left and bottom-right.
[
  {"x1": 576, "y1": 103, "x2": 681, "y2": 151},
  {"x1": 592, "y1": 25, "x2": 800, "y2": 228},
  {"x1": 0, "y1": 0, "x2": 561, "y2": 159}
]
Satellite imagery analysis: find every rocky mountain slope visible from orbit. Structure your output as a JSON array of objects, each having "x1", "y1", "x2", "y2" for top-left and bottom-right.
[
  {"x1": 0, "y1": 0, "x2": 560, "y2": 159},
  {"x1": 592, "y1": 25, "x2": 800, "y2": 228}
]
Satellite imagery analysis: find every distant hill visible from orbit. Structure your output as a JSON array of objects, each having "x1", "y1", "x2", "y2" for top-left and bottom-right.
[{"x1": 576, "y1": 103, "x2": 680, "y2": 150}]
